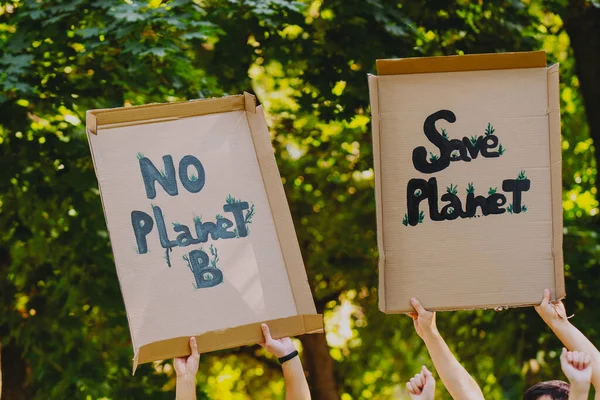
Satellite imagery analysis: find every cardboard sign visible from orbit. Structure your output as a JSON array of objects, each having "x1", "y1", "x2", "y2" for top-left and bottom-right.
[
  {"x1": 368, "y1": 51, "x2": 564, "y2": 313},
  {"x1": 86, "y1": 93, "x2": 322, "y2": 370}
]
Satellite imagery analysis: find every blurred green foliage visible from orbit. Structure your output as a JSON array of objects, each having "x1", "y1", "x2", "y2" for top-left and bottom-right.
[{"x1": 0, "y1": 0, "x2": 598, "y2": 399}]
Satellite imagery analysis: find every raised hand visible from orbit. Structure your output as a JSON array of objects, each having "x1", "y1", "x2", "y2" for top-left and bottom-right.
[
  {"x1": 408, "y1": 298, "x2": 438, "y2": 340},
  {"x1": 560, "y1": 348, "x2": 592, "y2": 396},
  {"x1": 534, "y1": 289, "x2": 568, "y2": 328},
  {"x1": 260, "y1": 323, "x2": 296, "y2": 358},
  {"x1": 406, "y1": 366, "x2": 436, "y2": 400},
  {"x1": 174, "y1": 336, "x2": 200, "y2": 378}
]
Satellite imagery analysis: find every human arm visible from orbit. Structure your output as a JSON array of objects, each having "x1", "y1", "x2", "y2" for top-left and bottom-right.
[
  {"x1": 174, "y1": 337, "x2": 200, "y2": 400},
  {"x1": 560, "y1": 348, "x2": 592, "y2": 400},
  {"x1": 406, "y1": 366, "x2": 436, "y2": 400},
  {"x1": 409, "y1": 298, "x2": 484, "y2": 400},
  {"x1": 535, "y1": 288, "x2": 600, "y2": 396},
  {"x1": 260, "y1": 324, "x2": 310, "y2": 400}
]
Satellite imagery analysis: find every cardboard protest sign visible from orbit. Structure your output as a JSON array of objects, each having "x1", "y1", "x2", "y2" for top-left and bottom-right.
[
  {"x1": 86, "y1": 93, "x2": 322, "y2": 370},
  {"x1": 368, "y1": 51, "x2": 564, "y2": 313}
]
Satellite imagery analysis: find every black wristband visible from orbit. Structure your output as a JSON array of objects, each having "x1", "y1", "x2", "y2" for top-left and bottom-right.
[{"x1": 278, "y1": 350, "x2": 299, "y2": 364}]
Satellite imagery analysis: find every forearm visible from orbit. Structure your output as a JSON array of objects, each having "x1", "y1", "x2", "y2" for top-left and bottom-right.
[
  {"x1": 423, "y1": 331, "x2": 484, "y2": 400},
  {"x1": 176, "y1": 376, "x2": 197, "y2": 400},
  {"x1": 550, "y1": 320, "x2": 600, "y2": 390},
  {"x1": 282, "y1": 357, "x2": 311, "y2": 400},
  {"x1": 569, "y1": 383, "x2": 591, "y2": 400}
]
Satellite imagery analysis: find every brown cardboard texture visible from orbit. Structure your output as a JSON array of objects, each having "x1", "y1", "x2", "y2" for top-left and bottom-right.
[
  {"x1": 368, "y1": 51, "x2": 564, "y2": 313},
  {"x1": 86, "y1": 94, "x2": 323, "y2": 372}
]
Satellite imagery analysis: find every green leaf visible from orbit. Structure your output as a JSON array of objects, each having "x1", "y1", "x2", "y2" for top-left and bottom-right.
[
  {"x1": 140, "y1": 48, "x2": 169, "y2": 58},
  {"x1": 109, "y1": 4, "x2": 145, "y2": 22},
  {"x1": 77, "y1": 27, "x2": 101, "y2": 39}
]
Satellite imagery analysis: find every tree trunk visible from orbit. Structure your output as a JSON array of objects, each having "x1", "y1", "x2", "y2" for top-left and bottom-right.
[
  {"x1": 564, "y1": 0, "x2": 600, "y2": 199},
  {"x1": 299, "y1": 333, "x2": 340, "y2": 400},
  {"x1": 0, "y1": 342, "x2": 29, "y2": 400}
]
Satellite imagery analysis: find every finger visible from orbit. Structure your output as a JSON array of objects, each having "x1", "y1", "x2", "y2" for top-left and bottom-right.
[
  {"x1": 411, "y1": 298, "x2": 426, "y2": 315},
  {"x1": 190, "y1": 336, "x2": 200, "y2": 359},
  {"x1": 560, "y1": 348, "x2": 568, "y2": 368},
  {"x1": 422, "y1": 365, "x2": 433, "y2": 378},
  {"x1": 261, "y1": 323, "x2": 272, "y2": 342},
  {"x1": 410, "y1": 378, "x2": 422, "y2": 394},
  {"x1": 575, "y1": 352, "x2": 583, "y2": 369},
  {"x1": 573, "y1": 351, "x2": 580, "y2": 368},
  {"x1": 417, "y1": 372, "x2": 425, "y2": 387},
  {"x1": 413, "y1": 374, "x2": 420, "y2": 389},
  {"x1": 406, "y1": 382, "x2": 415, "y2": 394},
  {"x1": 540, "y1": 288, "x2": 550, "y2": 307},
  {"x1": 566, "y1": 349, "x2": 573, "y2": 364},
  {"x1": 584, "y1": 354, "x2": 591, "y2": 368},
  {"x1": 571, "y1": 352, "x2": 578, "y2": 369}
]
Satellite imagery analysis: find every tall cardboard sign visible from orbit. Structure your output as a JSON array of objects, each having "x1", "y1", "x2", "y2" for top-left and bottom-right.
[
  {"x1": 86, "y1": 93, "x2": 322, "y2": 370},
  {"x1": 368, "y1": 51, "x2": 564, "y2": 313}
]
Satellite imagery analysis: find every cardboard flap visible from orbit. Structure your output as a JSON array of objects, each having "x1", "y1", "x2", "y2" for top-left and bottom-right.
[
  {"x1": 547, "y1": 63, "x2": 565, "y2": 300},
  {"x1": 246, "y1": 106, "x2": 317, "y2": 315},
  {"x1": 367, "y1": 74, "x2": 387, "y2": 312},
  {"x1": 86, "y1": 95, "x2": 246, "y2": 134},
  {"x1": 376, "y1": 50, "x2": 547, "y2": 76},
  {"x1": 134, "y1": 314, "x2": 324, "y2": 370},
  {"x1": 244, "y1": 92, "x2": 257, "y2": 113}
]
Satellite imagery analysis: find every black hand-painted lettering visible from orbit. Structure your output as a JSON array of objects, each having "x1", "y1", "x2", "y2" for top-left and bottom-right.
[
  {"x1": 152, "y1": 205, "x2": 178, "y2": 249},
  {"x1": 223, "y1": 201, "x2": 250, "y2": 237},
  {"x1": 174, "y1": 224, "x2": 196, "y2": 247},
  {"x1": 412, "y1": 110, "x2": 456, "y2": 173},
  {"x1": 502, "y1": 179, "x2": 531, "y2": 213},
  {"x1": 412, "y1": 110, "x2": 502, "y2": 173},
  {"x1": 188, "y1": 249, "x2": 223, "y2": 288},
  {"x1": 406, "y1": 178, "x2": 429, "y2": 226},
  {"x1": 131, "y1": 210, "x2": 154, "y2": 254},
  {"x1": 216, "y1": 217, "x2": 237, "y2": 239},
  {"x1": 139, "y1": 155, "x2": 178, "y2": 199},
  {"x1": 178, "y1": 155, "x2": 206, "y2": 194},
  {"x1": 486, "y1": 193, "x2": 507, "y2": 215},
  {"x1": 481, "y1": 136, "x2": 500, "y2": 158}
]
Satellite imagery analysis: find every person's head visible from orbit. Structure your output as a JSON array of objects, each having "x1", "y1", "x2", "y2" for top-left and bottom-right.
[{"x1": 523, "y1": 380, "x2": 570, "y2": 400}]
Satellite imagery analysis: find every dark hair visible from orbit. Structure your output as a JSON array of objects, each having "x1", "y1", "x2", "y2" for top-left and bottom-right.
[{"x1": 523, "y1": 380, "x2": 570, "y2": 400}]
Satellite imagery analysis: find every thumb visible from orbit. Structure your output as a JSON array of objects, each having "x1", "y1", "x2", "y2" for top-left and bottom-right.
[
  {"x1": 541, "y1": 289, "x2": 551, "y2": 307},
  {"x1": 422, "y1": 366, "x2": 433, "y2": 378},
  {"x1": 261, "y1": 323, "x2": 272, "y2": 343},
  {"x1": 190, "y1": 336, "x2": 200, "y2": 360},
  {"x1": 560, "y1": 347, "x2": 569, "y2": 368},
  {"x1": 411, "y1": 298, "x2": 426, "y2": 315},
  {"x1": 422, "y1": 366, "x2": 435, "y2": 388}
]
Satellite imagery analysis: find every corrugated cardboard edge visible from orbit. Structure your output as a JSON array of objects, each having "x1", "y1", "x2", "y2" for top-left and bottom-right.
[
  {"x1": 376, "y1": 50, "x2": 547, "y2": 76},
  {"x1": 245, "y1": 101, "x2": 319, "y2": 316},
  {"x1": 133, "y1": 314, "x2": 323, "y2": 371},
  {"x1": 382, "y1": 300, "x2": 561, "y2": 315},
  {"x1": 547, "y1": 63, "x2": 566, "y2": 301},
  {"x1": 86, "y1": 94, "x2": 246, "y2": 134},
  {"x1": 85, "y1": 125, "x2": 141, "y2": 368},
  {"x1": 367, "y1": 74, "x2": 386, "y2": 312}
]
